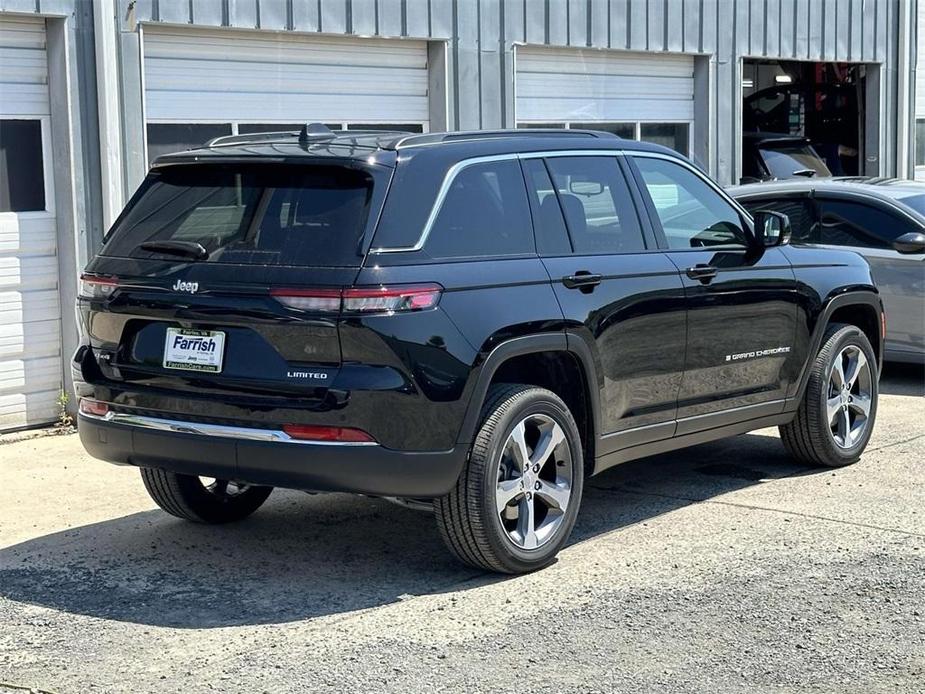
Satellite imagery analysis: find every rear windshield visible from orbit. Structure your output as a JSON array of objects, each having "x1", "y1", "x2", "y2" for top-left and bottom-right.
[
  {"x1": 102, "y1": 164, "x2": 376, "y2": 267},
  {"x1": 759, "y1": 144, "x2": 832, "y2": 179}
]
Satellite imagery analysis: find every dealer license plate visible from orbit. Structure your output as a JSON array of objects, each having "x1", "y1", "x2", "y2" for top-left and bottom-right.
[{"x1": 163, "y1": 328, "x2": 225, "y2": 373}]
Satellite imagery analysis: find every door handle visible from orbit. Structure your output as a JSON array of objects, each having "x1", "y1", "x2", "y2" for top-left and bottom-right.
[
  {"x1": 685, "y1": 264, "x2": 718, "y2": 283},
  {"x1": 562, "y1": 272, "x2": 603, "y2": 290}
]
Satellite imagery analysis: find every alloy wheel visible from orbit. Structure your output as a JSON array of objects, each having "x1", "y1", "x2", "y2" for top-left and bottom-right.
[
  {"x1": 198, "y1": 477, "x2": 250, "y2": 499},
  {"x1": 826, "y1": 344, "x2": 873, "y2": 449},
  {"x1": 495, "y1": 414, "x2": 573, "y2": 550}
]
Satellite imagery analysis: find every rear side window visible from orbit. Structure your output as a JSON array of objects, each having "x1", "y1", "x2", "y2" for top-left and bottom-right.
[
  {"x1": 544, "y1": 156, "x2": 645, "y2": 254},
  {"x1": 423, "y1": 160, "x2": 533, "y2": 259},
  {"x1": 817, "y1": 198, "x2": 915, "y2": 249},
  {"x1": 102, "y1": 164, "x2": 376, "y2": 267}
]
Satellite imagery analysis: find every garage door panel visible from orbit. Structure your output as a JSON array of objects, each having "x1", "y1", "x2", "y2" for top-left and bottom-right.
[
  {"x1": 0, "y1": 15, "x2": 59, "y2": 430},
  {"x1": 0, "y1": 318, "x2": 59, "y2": 360},
  {"x1": 0, "y1": 216, "x2": 56, "y2": 255},
  {"x1": 516, "y1": 45, "x2": 694, "y2": 128},
  {"x1": 0, "y1": 390, "x2": 60, "y2": 429},
  {"x1": 143, "y1": 27, "x2": 429, "y2": 126},
  {"x1": 147, "y1": 62, "x2": 429, "y2": 94},
  {"x1": 146, "y1": 92, "x2": 431, "y2": 123},
  {"x1": 0, "y1": 289, "x2": 60, "y2": 327}
]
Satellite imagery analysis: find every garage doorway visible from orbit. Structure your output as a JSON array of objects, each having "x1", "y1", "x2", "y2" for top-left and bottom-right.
[{"x1": 741, "y1": 60, "x2": 869, "y2": 183}]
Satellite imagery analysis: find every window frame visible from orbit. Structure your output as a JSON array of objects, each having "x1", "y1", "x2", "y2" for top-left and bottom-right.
[
  {"x1": 735, "y1": 192, "x2": 819, "y2": 244},
  {"x1": 0, "y1": 115, "x2": 54, "y2": 219},
  {"x1": 626, "y1": 151, "x2": 757, "y2": 252}
]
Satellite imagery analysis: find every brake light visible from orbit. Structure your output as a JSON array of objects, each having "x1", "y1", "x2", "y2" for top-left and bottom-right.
[
  {"x1": 79, "y1": 274, "x2": 119, "y2": 300},
  {"x1": 79, "y1": 398, "x2": 109, "y2": 417},
  {"x1": 282, "y1": 424, "x2": 376, "y2": 443},
  {"x1": 270, "y1": 284, "x2": 442, "y2": 314}
]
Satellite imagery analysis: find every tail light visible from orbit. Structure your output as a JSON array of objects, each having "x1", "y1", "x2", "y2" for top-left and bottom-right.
[
  {"x1": 79, "y1": 274, "x2": 119, "y2": 300},
  {"x1": 282, "y1": 424, "x2": 376, "y2": 443},
  {"x1": 271, "y1": 284, "x2": 442, "y2": 314},
  {"x1": 79, "y1": 398, "x2": 110, "y2": 417}
]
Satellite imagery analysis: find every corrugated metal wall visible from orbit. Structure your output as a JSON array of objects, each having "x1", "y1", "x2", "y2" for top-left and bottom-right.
[
  {"x1": 108, "y1": 0, "x2": 907, "y2": 184},
  {"x1": 0, "y1": 0, "x2": 913, "y2": 184}
]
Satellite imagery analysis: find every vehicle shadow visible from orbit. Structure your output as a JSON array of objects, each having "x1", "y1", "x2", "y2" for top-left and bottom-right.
[
  {"x1": 0, "y1": 431, "x2": 819, "y2": 629},
  {"x1": 879, "y1": 362, "x2": 924, "y2": 397}
]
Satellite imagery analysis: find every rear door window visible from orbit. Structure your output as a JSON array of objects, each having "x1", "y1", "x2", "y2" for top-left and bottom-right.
[
  {"x1": 423, "y1": 159, "x2": 534, "y2": 259},
  {"x1": 102, "y1": 164, "x2": 377, "y2": 267},
  {"x1": 816, "y1": 198, "x2": 915, "y2": 249},
  {"x1": 543, "y1": 156, "x2": 645, "y2": 254}
]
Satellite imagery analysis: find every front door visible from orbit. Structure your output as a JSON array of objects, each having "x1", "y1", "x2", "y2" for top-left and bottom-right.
[
  {"x1": 814, "y1": 195, "x2": 925, "y2": 360},
  {"x1": 521, "y1": 155, "x2": 687, "y2": 454},
  {"x1": 628, "y1": 154, "x2": 802, "y2": 434}
]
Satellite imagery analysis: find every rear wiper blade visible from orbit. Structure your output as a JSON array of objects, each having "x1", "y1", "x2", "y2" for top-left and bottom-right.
[
  {"x1": 138, "y1": 240, "x2": 209, "y2": 260},
  {"x1": 791, "y1": 169, "x2": 818, "y2": 178}
]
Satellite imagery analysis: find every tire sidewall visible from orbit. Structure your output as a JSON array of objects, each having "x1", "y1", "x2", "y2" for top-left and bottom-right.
[
  {"x1": 812, "y1": 326, "x2": 879, "y2": 464},
  {"x1": 477, "y1": 390, "x2": 584, "y2": 571}
]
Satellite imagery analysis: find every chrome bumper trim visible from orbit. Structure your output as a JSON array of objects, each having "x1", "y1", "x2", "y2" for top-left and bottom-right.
[{"x1": 78, "y1": 411, "x2": 379, "y2": 446}]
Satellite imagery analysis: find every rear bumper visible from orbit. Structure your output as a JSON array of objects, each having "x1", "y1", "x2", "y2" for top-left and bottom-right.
[{"x1": 78, "y1": 412, "x2": 468, "y2": 498}]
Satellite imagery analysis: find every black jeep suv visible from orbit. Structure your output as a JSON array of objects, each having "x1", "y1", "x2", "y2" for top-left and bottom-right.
[{"x1": 76, "y1": 127, "x2": 883, "y2": 574}]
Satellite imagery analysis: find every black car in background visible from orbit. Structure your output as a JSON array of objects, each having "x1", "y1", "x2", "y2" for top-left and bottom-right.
[
  {"x1": 730, "y1": 178, "x2": 925, "y2": 364},
  {"x1": 75, "y1": 127, "x2": 884, "y2": 573},
  {"x1": 741, "y1": 132, "x2": 832, "y2": 184}
]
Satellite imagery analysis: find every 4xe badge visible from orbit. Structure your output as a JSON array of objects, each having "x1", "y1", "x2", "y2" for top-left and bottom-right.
[{"x1": 173, "y1": 279, "x2": 199, "y2": 293}]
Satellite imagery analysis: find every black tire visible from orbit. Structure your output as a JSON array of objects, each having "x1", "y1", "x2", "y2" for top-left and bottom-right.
[
  {"x1": 780, "y1": 323, "x2": 878, "y2": 467},
  {"x1": 140, "y1": 468, "x2": 273, "y2": 523},
  {"x1": 435, "y1": 384, "x2": 584, "y2": 574}
]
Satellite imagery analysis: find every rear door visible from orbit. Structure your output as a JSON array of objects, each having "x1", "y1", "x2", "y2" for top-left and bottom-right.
[
  {"x1": 82, "y1": 161, "x2": 386, "y2": 401},
  {"x1": 524, "y1": 154, "x2": 687, "y2": 452},
  {"x1": 628, "y1": 154, "x2": 801, "y2": 432},
  {"x1": 814, "y1": 195, "x2": 925, "y2": 358}
]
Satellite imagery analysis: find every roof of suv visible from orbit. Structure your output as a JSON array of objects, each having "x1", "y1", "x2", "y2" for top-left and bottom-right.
[{"x1": 150, "y1": 126, "x2": 684, "y2": 169}]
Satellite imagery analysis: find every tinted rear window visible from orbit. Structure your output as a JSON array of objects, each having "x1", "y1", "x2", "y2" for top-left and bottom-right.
[{"x1": 102, "y1": 164, "x2": 376, "y2": 267}]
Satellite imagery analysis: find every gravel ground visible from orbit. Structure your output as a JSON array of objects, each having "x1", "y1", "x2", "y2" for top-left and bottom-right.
[{"x1": 0, "y1": 365, "x2": 922, "y2": 694}]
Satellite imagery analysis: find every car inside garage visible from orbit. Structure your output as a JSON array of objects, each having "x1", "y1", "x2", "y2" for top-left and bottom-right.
[{"x1": 741, "y1": 59, "x2": 870, "y2": 181}]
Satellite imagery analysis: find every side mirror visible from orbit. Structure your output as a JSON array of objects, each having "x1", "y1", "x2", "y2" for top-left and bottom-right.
[
  {"x1": 752, "y1": 209, "x2": 792, "y2": 247},
  {"x1": 892, "y1": 231, "x2": 925, "y2": 254}
]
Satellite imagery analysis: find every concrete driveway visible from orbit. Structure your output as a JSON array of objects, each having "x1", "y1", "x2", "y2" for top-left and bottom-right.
[{"x1": 1, "y1": 365, "x2": 922, "y2": 693}]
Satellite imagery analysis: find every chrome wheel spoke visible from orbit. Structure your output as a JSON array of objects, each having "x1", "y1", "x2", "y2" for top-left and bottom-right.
[
  {"x1": 518, "y1": 497, "x2": 539, "y2": 550},
  {"x1": 496, "y1": 478, "x2": 522, "y2": 511},
  {"x1": 535, "y1": 480, "x2": 570, "y2": 513},
  {"x1": 531, "y1": 423, "x2": 565, "y2": 470},
  {"x1": 849, "y1": 392, "x2": 871, "y2": 417},
  {"x1": 508, "y1": 421, "x2": 531, "y2": 470},
  {"x1": 831, "y1": 355, "x2": 846, "y2": 389},
  {"x1": 844, "y1": 349, "x2": 867, "y2": 389},
  {"x1": 826, "y1": 395, "x2": 843, "y2": 426}
]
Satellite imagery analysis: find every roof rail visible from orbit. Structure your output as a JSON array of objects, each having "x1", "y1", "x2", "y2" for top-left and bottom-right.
[
  {"x1": 205, "y1": 124, "x2": 417, "y2": 150},
  {"x1": 205, "y1": 131, "x2": 300, "y2": 148},
  {"x1": 390, "y1": 128, "x2": 618, "y2": 150}
]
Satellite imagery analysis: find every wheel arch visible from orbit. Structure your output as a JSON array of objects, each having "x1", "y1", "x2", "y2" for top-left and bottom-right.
[
  {"x1": 455, "y1": 334, "x2": 601, "y2": 472},
  {"x1": 793, "y1": 290, "x2": 883, "y2": 404}
]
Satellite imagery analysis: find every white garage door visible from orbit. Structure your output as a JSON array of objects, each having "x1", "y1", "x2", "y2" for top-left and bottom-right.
[
  {"x1": 515, "y1": 46, "x2": 695, "y2": 155},
  {"x1": 0, "y1": 15, "x2": 61, "y2": 431},
  {"x1": 142, "y1": 27, "x2": 430, "y2": 162}
]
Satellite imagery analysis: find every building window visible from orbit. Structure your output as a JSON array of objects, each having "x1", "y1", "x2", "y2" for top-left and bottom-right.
[
  {"x1": 147, "y1": 122, "x2": 427, "y2": 163},
  {"x1": 916, "y1": 119, "x2": 925, "y2": 167},
  {"x1": 517, "y1": 120, "x2": 692, "y2": 156},
  {"x1": 0, "y1": 119, "x2": 46, "y2": 213}
]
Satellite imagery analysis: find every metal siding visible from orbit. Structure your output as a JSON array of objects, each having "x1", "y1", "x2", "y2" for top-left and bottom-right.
[
  {"x1": 405, "y1": 0, "x2": 430, "y2": 37},
  {"x1": 568, "y1": 0, "x2": 588, "y2": 47},
  {"x1": 291, "y1": 0, "x2": 320, "y2": 31},
  {"x1": 455, "y1": 0, "x2": 480, "y2": 129},
  {"x1": 589, "y1": 0, "x2": 608, "y2": 49},
  {"x1": 430, "y1": 0, "x2": 454, "y2": 38},
  {"x1": 0, "y1": 15, "x2": 49, "y2": 116},
  {"x1": 480, "y1": 0, "x2": 502, "y2": 128},
  {"x1": 190, "y1": 0, "x2": 225, "y2": 26},
  {"x1": 378, "y1": 0, "x2": 403, "y2": 36},
  {"x1": 548, "y1": 0, "x2": 568, "y2": 46},
  {"x1": 158, "y1": 0, "x2": 191, "y2": 25},
  {"x1": 142, "y1": 27, "x2": 430, "y2": 123},
  {"x1": 609, "y1": 0, "x2": 628, "y2": 49},
  {"x1": 229, "y1": 0, "x2": 259, "y2": 28},
  {"x1": 352, "y1": 0, "x2": 376, "y2": 35},
  {"x1": 259, "y1": 0, "x2": 289, "y2": 30}
]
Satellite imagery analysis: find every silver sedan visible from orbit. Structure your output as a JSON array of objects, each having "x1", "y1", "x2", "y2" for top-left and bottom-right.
[{"x1": 729, "y1": 178, "x2": 925, "y2": 364}]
